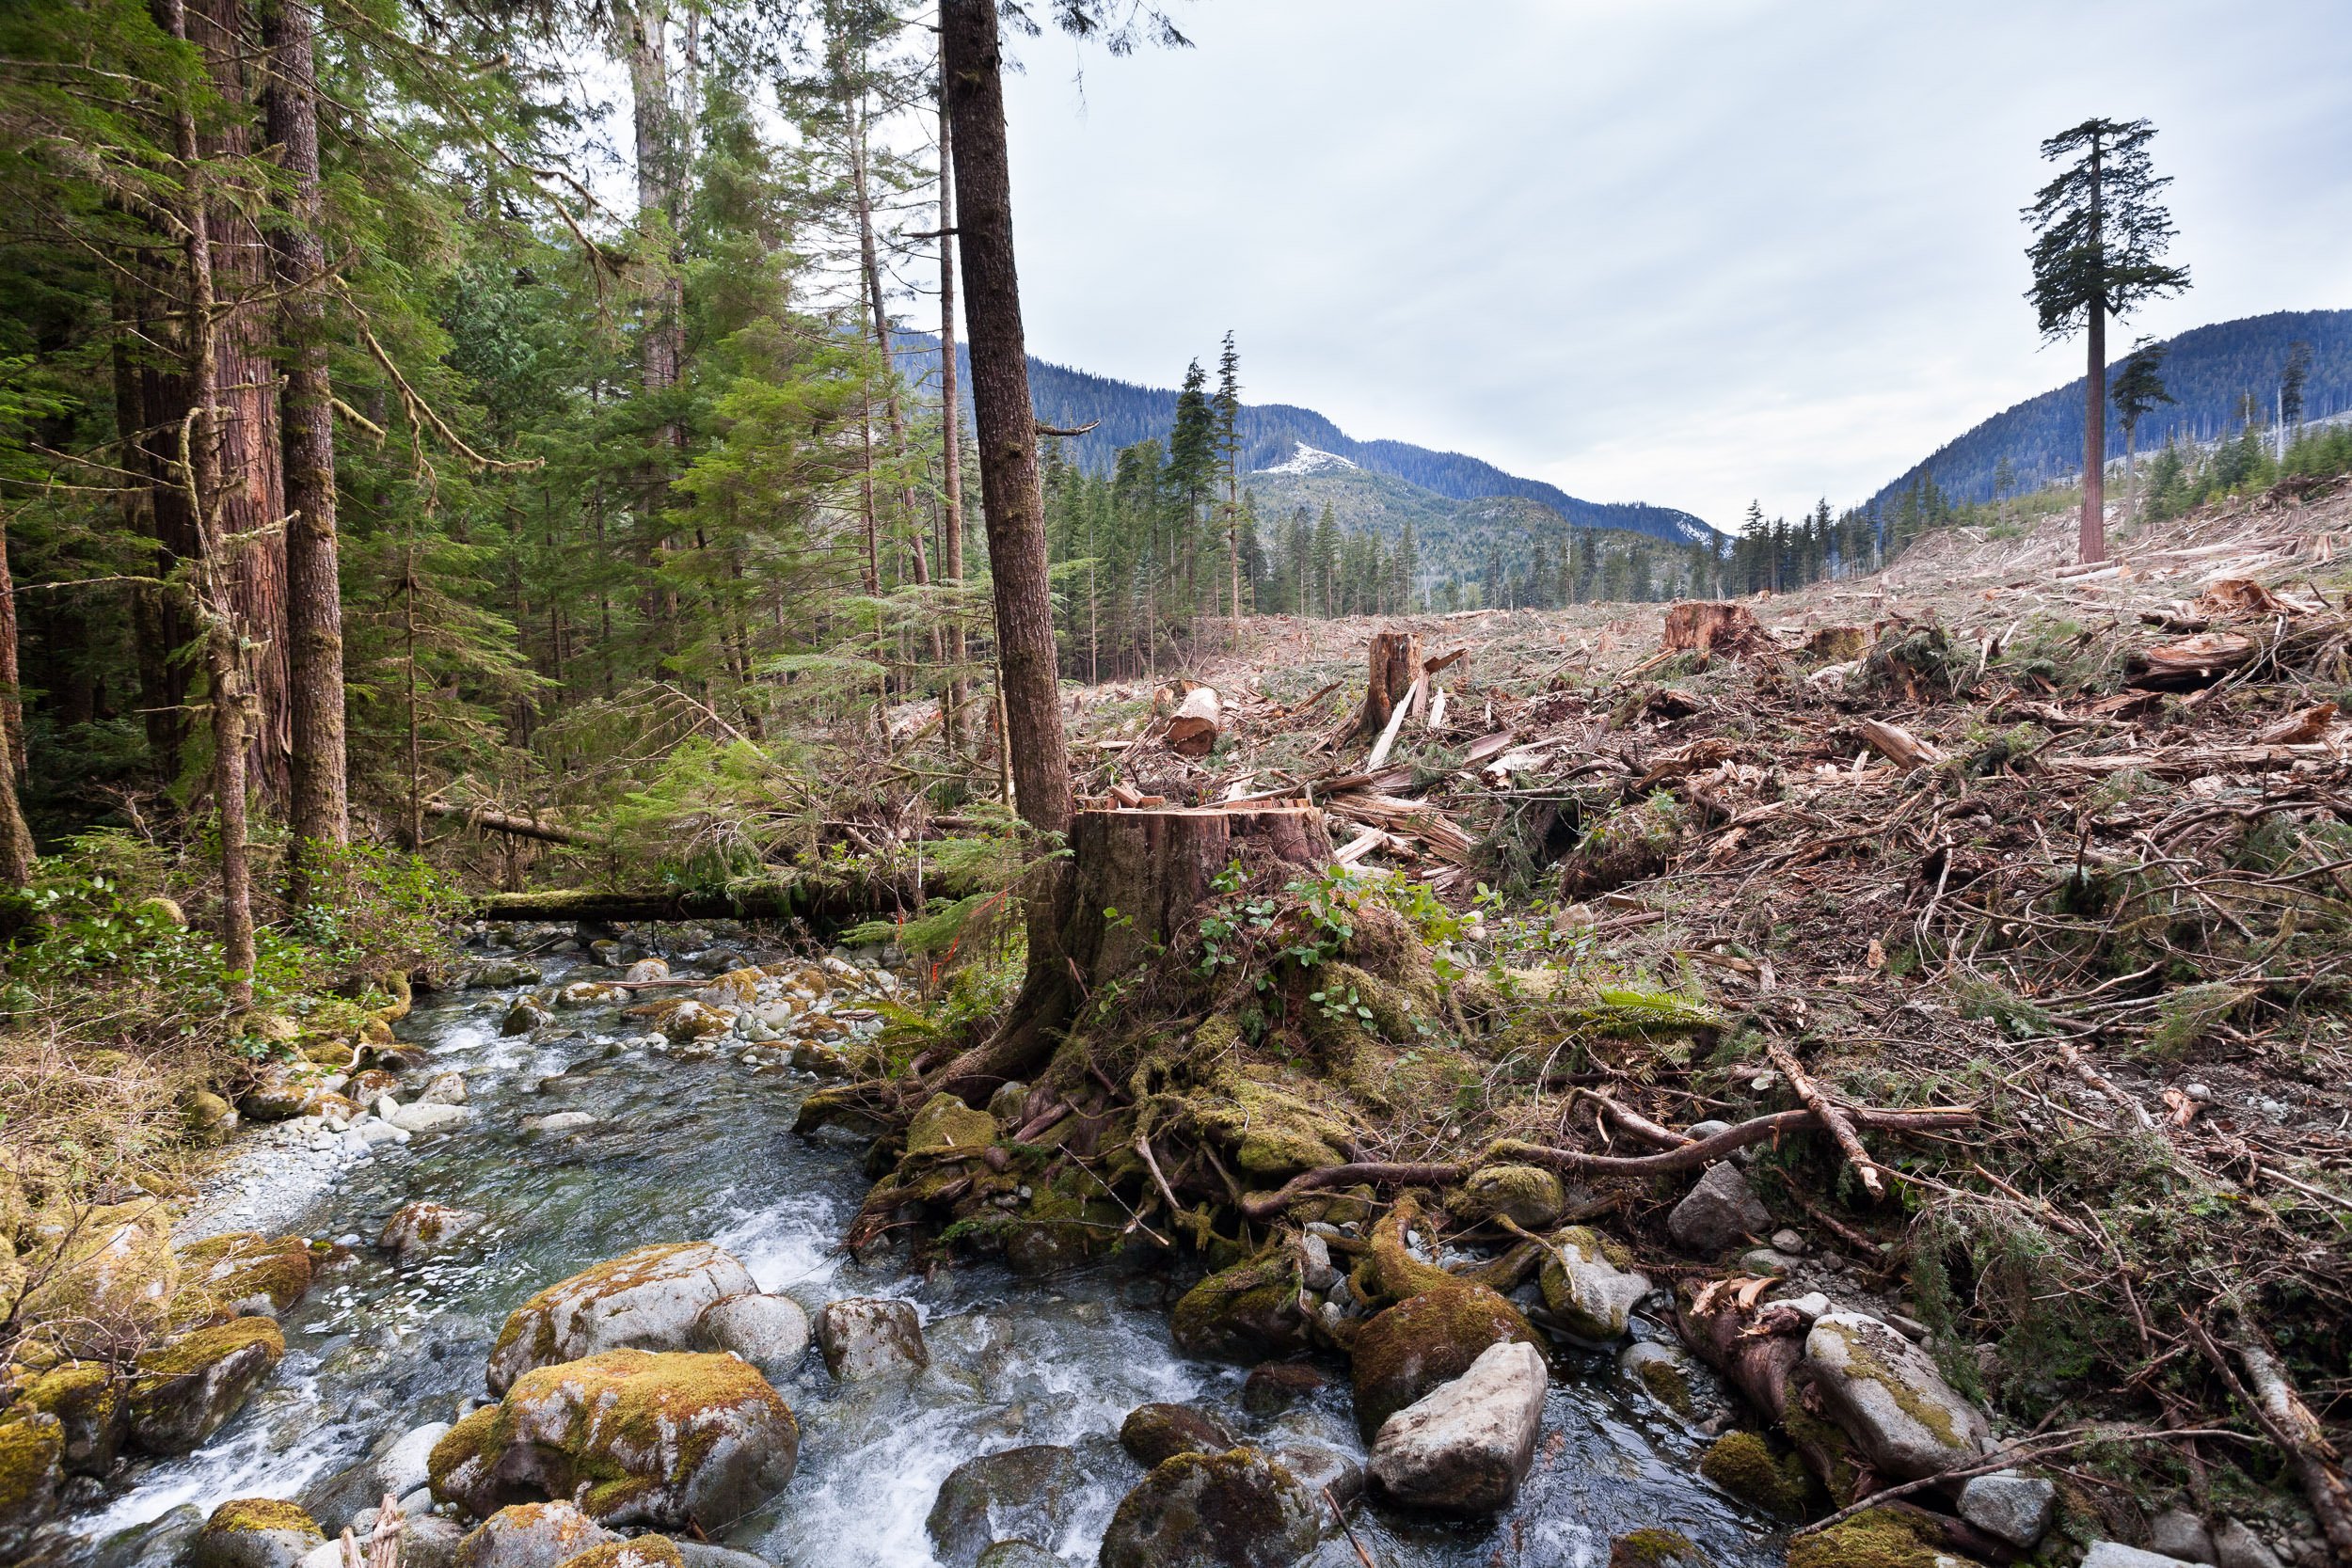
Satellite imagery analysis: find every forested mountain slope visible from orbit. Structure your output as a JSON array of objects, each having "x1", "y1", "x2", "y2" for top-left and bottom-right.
[
  {"x1": 1868, "y1": 308, "x2": 2352, "y2": 511},
  {"x1": 897, "y1": 335, "x2": 1720, "y2": 546}
]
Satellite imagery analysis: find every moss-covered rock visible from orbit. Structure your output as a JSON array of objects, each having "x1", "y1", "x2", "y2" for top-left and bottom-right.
[
  {"x1": 1537, "y1": 1227, "x2": 1651, "y2": 1342},
  {"x1": 127, "y1": 1317, "x2": 285, "y2": 1453},
  {"x1": 1457, "y1": 1164, "x2": 1567, "y2": 1228},
  {"x1": 16, "y1": 1197, "x2": 180, "y2": 1356},
  {"x1": 1786, "y1": 1507, "x2": 1944, "y2": 1568},
  {"x1": 1169, "y1": 1251, "x2": 1310, "y2": 1362},
  {"x1": 174, "y1": 1231, "x2": 315, "y2": 1324},
  {"x1": 1699, "y1": 1430, "x2": 1811, "y2": 1518},
  {"x1": 433, "y1": 1349, "x2": 797, "y2": 1531},
  {"x1": 1609, "y1": 1528, "x2": 1710, "y2": 1568},
  {"x1": 486, "y1": 1243, "x2": 756, "y2": 1394},
  {"x1": 1119, "y1": 1402, "x2": 1237, "y2": 1468},
  {"x1": 11, "y1": 1361, "x2": 124, "y2": 1473},
  {"x1": 452, "y1": 1500, "x2": 615, "y2": 1568},
  {"x1": 1349, "y1": 1284, "x2": 1541, "y2": 1437},
  {"x1": 380, "y1": 1201, "x2": 488, "y2": 1263},
  {"x1": 554, "y1": 1539, "x2": 683, "y2": 1568},
  {"x1": 183, "y1": 1090, "x2": 240, "y2": 1147},
  {"x1": 0, "y1": 1412, "x2": 65, "y2": 1557},
  {"x1": 1804, "y1": 1311, "x2": 1991, "y2": 1481},
  {"x1": 905, "y1": 1094, "x2": 996, "y2": 1156},
  {"x1": 1098, "y1": 1448, "x2": 1320, "y2": 1568},
  {"x1": 924, "y1": 1443, "x2": 1079, "y2": 1568},
  {"x1": 189, "y1": 1497, "x2": 324, "y2": 1568}
]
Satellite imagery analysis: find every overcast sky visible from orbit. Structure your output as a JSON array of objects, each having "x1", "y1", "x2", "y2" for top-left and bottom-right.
[{"x1": 986, "y1": 0, "x2": 2352, "y2": 531}]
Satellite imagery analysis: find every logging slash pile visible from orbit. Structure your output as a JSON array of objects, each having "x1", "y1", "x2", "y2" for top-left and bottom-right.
[{"x1": 800, "y1": 488, "x2": 2352, "y2": 1560}]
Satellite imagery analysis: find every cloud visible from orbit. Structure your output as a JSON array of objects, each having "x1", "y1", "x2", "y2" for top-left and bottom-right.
[{"x1": 996, "y1": 0, "x2": 2352, "y2": 530}]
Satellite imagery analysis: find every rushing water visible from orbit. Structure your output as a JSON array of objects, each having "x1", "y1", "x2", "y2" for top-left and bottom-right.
[{"x1": 59, "y1": 929, "x2": 1783, "y2": 1568}]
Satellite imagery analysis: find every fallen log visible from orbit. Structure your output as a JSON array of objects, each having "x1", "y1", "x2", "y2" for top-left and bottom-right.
[
  {"x1": 473, "y1": 880, "x2": 904, "y2": 927},
  {"x1": 1764, "y1": 1037, "x2": 1884, "y2": 1200},
  {"x1": 2198, "y1": 1314, "x2": 2352, "y2": 1560},
  {"x1": 427, "y1": 800, "x2": 603, "y2": 847},
  {"x1": 1238, "y1": 1103, "x2": 1977, "y2": 1217},
  {"x1": 2127, "y1": 632, "x2": 2258, "y2": 689}
]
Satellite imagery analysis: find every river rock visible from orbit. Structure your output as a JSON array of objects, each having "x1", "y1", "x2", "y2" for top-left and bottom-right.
[
  {"x1": 11, "y1": 1361, "x2": 125, "y2": 1472},
  {"x1": 1618, "y1": 1338, "x2": 1701, "y2": 1418},
  {"x1": 924, "y1": 1444, "x2": 1079, "y2": 1568},
  {"x1": 18, "y1": 1198, "x2": 178, "y2": 1354},
  {"x1": 501, "y1": 1001, "x2": 552, "y2": 1037},
  {"x1": 468, "y1": 959, "x2": 545, "y2": 990},
  {"x1": 240, "y1": 1065, "x2": 333, "y2": 1122},
  {"x1": 1537, "y1": 1227, "x2": 1650, "y2": 1341},
  {"x1": 1241, "y1": 1361, "x2": 1327, "y2": 1415},
  {"x1": 410, "y1": 1072, "x2": 466, "y2": 1107},
  {"x1": 694, "y1": 1292, "x2": 811, "y2": 1382},
  {"x1": 451, "y1": 1502, "x2": 616, "y2": 1568},
  {"x1": 1956, "y1": 1469, "x2": 2057, "y2": 1548},
  {"x1": 347, "y1": 1069, "x2": 400, "y2": 1103},
  {"x1": 1268, "y1": 1442, "x2": 1363, "y2": 1506},
  {"x1": 185, "y1": 1089, "x2": 240, "y2": 1146},
  {"x1": 1349, "y1": 1284, "x2": 1541, "y2": 1436},
  {"x1": 696, "y1": 969, "x2": 765, "y2": 1006},
  {"x1": 524, "y1": 1111, "x2": 598, "y2": 1134},
  {"x1": 375, "y1": 1420, "x2": 454, "y2": 1500},
  {"x1": 1119, "y1": 1402, "x2": 1236, "y2": 1467},
  {"x1": 1459, "y1": 1164, "x2": 1568, "y2": 1228},
  {"x1": 2084, "y1": 1545, "x2": 2202, "y2": 1568},
  {"x1": 2213, "y1": 1519, "x2": 2285, "y2": 1568},
  {"x1": 670, "y1": 1544, "x2": 771, "y2": 1568},
  {"x1": 625, "y1": 958, "x2": 669, "y2": 982},
  {"x1": 815, "y1": 1297, "x2": 928, "y2": 1379},
  {"x1": 432, "y1": 1350, "x2": 797, "y2": 1530},
  {"x1": 0, "y1": 1413, "x2": 65, "y2": 1556},
  {"x1": 2151, "y1": 1511, "x2": 2217, "y2": 1564},
  {"x1": 1367, "y1": 1339, "x2": 1547, "y2": 1514},
  {"x1": 390, "y1": 1101, "x2": 469, "y2": 1134},
  {"x1": 1667, "y1": 1162, "x2": 1772, "y2": 1253},
  {"x1": 127, "y1": 1317, "x2": 285, "y2": 1453},
  {"x1": 1803, "y1": 1310, "x2": 1990, "y2": 1480},
  {"x1": 544, "y1": 1543, "x2": 681, "y2": 1568},
  {"x1": 1169, "y1": 1252, "x2": 1311, "y2": 1362},
  {"x1": 486, "y1": 1242, "x2": 756, "y2": 1393},
  {"x1": 401, "y1": 1516, "x2": 468, "y2": 1568},
  {"x1": 1097, "y1": 1448, "x2": 1320, "y2": 1568},
  {"x1": 556, "y1": 982, "x2": 627, "y2": 1009},
  {"x1": 190, "y1": 1498, "x2": 325, "y2": 1568},
  {"x1": 974, "y1": 1546, "x2": 1057, "y2": 1568},
  {"x1": 381, "y1": 1202, "x2": 486, "y2": 1261},
  {"x1": 177, "y1": 1230, "x2": 315, "y2": 1322}
]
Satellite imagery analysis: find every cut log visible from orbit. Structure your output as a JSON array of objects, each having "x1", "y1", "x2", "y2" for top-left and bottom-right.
[
  {"x1": 1351, "y1": 629, "x2": 1423, "y2": 741},
  {"x1": 2258, "y1": 701, "x2": 2338, "y2": 745},
  {"x1": 1856, "y1": 720, "x2": 1944, "y2": 770},
  {"x1": 1661, "y1": 601, "x2": 1775, "y2": 660},
  {"x1": 2127, "y1": 632, "x2": 2257, "y2": 689},
  {"x1": 2199, "y1": 578, "x2": 2299, "y2": 617},
  {"x1": 1166, "y1": 685, "x2": 1222, "y2": 757}
]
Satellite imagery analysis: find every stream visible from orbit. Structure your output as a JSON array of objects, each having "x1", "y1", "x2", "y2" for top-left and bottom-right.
[{"x1": 59, "y1": 925, "x2": 1781, "y2": 1568}]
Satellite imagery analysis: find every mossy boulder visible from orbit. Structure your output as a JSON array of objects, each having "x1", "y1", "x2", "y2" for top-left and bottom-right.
[
  {"x1": 1457, "y1": 1164, "x2": 1567, "y2": 1229},
  {"x1": 175, "y1": 1231, "x2": 315, "y2": 1323},
  {"x1": 432, "y1": 1349, "x2": 797, "y2": 1531},
  {"x1": 486, "y1": 1242, "x2": 756, "y2": 1394},
  {"x1": 381, "y1": 1201, "x2": 488, "y2": 1262},
  {"x1": 905, "y1": 1093, "x2": 997, "y2": 1156},
  {"x1": 238, "y1": 1064, "x2": 334, "y2": 1122},
  {"x1": 11, "y1": 1360, "x2": 124, "y2": 1473},
  {"x1": 127, "y1": 1317, "x2": 285, "y2": 1453},
  {"x1": 1786, "y1": 1507, "x2": 1944, "y2": 1568},
  {"x1": 1119, "y1": 1402, "x2": 1237, "y2": 1468},
  {"x1": 1619, "y1": 1339, "x2": 1701, "y2": 1419},
  {"x1": 189, "y1": 1497, "x2": 323, "y2": 1568},
  {"x1": 0, "y1": 1412, "x2": 65, "y2": 1557},
  {"x1": 1349, "y1": 1284, "x2": 1541, "y2": 1437},
  {"x1": 694, "y1": 968, "x2": 765, "y2": 1007},
  {"x1": 1804, "y1": 1311, "x2": 1991, "y2": 1481},
  {"x1": 451, "y1": 1501, "x2": 615, "y2": 1568},
  {"x1": 1169, "y1": 1251, "x2": 1310, "y2": 1362},
  {"x1": 924, "y1": 1443, "x2": 1079, "y2": 1568},
  {"x1": 16, "y1": 1197, "x2": 180, "y2": 1356},
  {"x1": 1098, "y1": 1448, "x2": 1320, "y2": 1568},
  {"x1": 1537, "y1": 1227, "x2": 1651, "y2": 1342},
  {"x1": 554, "y1": 1540, "x2": 683, "y2": 1568},
  {"x1": 1699, "y1": 1430, "x2": 1811, "y2": 1518},
  {"x1": 1609, "y1": 1528, "x2": 1710, "y2": 1568},
  {"x1": 184, "y1": 1089, "x2": 240, "y2": 1147}
]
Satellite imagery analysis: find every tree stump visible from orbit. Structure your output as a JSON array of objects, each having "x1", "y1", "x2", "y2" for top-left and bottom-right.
[
  {"x1": 1352, "y1": 629, "x2": 1423, "y2": 741},
  {"x1": 1661, "y1": 601, "x2": 1774, "y2": 660},
  {"x1": 925, "y1": 806, "x2": 1331, "y2": 1101}
]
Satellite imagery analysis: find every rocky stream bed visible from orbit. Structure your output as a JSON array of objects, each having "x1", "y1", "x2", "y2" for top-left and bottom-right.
[{"x1": 28, "y1": 921, "x2": 1798, "y2": 1568}]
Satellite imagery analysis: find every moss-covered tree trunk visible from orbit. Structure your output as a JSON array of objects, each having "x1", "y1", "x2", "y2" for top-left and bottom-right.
[{"x1": 926, "y1": 806, "x2": 1331, "y2": 1102}]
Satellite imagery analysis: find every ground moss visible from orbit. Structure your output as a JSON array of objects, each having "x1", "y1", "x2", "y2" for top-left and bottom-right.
[
  {"x1": 1786, "y1": 1508, "x2": 1942, "y2": 1568},
  {"x1": 904, "y1": 1094, "x2": 996, "y2": 1155},
  {"x1": 1362, "y1": 1194, "x2": 1457, "y2": 1303},
  {"x1": 1698, "y1": 1431, "x2": 1810, "y2": 1518},
  {"x1": 1780, "y1": 1401, "x2": 1862, "y2": 1504},
  {"x1": 1633, "y1": 1354, "x2": 1695, "y2": 1417}
]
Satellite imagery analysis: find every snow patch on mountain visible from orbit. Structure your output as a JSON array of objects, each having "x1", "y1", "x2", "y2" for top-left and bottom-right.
[{"x1": 1256, "y1": 442, "x2": 1360, "y2": 477}]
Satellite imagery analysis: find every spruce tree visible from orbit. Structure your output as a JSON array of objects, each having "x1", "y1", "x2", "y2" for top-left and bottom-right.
[{"x1": 2110, "y1": 339, "x2": 2175, "y2": 525}]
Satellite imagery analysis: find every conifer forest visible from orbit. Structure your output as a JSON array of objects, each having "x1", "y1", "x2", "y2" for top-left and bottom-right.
[{"x1": 3, "y1": 7, "x2": 2352, "y2": 1568}]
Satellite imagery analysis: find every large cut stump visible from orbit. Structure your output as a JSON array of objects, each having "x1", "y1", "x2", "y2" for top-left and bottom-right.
[
  {"x1": 1661, "y1": 601, "x2": 1775, "y2": 659},
  {"x1": 1064, "y1": 807, "x2": 1331, "y2": 986},
  {"x1": 1352, "y1": 630, "x2": 1423, "y2": 741}
]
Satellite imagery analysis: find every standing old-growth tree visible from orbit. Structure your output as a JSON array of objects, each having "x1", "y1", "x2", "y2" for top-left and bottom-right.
[
  {"x1": 2280, "y1": 340, "x2": 2313, "y2": 459},
  {"x1": 2111, "y1": 338, "x2": 2175, "y2": 526},
  {"x1": 2023, "y1": 117, "x2": 2190, "y2": 565}
]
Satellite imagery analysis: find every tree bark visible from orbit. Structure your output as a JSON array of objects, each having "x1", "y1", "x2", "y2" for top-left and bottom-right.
[
  {"x1": 0, "y1": 515, "x2": 36, "y2": 888},
  {"x1": 2082, "y1": 297, "x2": 2106, "y2": 564},
  {"x1": 262, "y1": 0, "x2": 349, "y2": 896},
  {"x1": 1351, "y1": 628, "x2": 1422, "y2": 742},
  {"x1": 938, "y1": 76, "x2": 967, "y2": 750},
  {"x1": 941, "y1": 0, "x2": 1070, "y2": 842}
]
